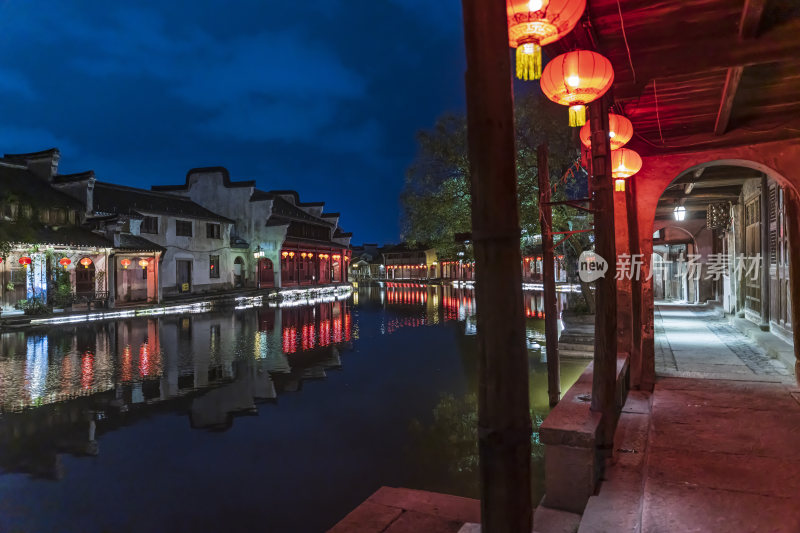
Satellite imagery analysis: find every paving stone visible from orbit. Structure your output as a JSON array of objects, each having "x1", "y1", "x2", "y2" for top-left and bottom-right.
[
  {"x1": 367, "y1": 487, "x2": 480, "y2": 525},
  {"x1": 642, "y1": 479, "x2": 800, "y2": 533},
  {"x1": 383, "y1": 510, "x2": 462, "y2": 533},
  {"x1": 328, "y1": 501, "x2": 403, "y2": 533},
  {"x1": 533, "y1": 505, "x2": 581, "y2": 533}
]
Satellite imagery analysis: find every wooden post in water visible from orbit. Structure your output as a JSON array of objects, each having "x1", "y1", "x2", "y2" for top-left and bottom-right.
[
  {"x1": 589, "y1": 96, "x2": 618, "y2": 452},
  {"x1": 461, "y1": 0, "x2": 532, "y2": 530},
  {"x1": 538, "y1": 144, "x2": 561, "y2": 407},
  {"x1": 784, "y1": 188, "x2": 800, "y2": 382}
]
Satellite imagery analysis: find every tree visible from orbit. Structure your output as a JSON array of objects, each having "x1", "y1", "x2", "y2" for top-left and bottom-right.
[{"x1": 401, "y1": 92, "x2": 590, "y2": 259}]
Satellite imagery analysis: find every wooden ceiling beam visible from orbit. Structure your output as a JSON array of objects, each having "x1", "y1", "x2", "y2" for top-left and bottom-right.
[
  {"x1": 713, "y1": 0, "x2": 768, "y2": 136},
  {"x1": 612, "y1": 18, "x2": 800, "y2": 99}
]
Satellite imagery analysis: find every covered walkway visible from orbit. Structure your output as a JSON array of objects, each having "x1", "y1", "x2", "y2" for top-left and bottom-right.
[{"x1": 580, "y1": 304, "x2": 800, "y2": 533}]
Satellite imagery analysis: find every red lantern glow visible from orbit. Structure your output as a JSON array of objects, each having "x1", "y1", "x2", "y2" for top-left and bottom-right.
[
  {"x1": 301, "y1": 252, "x2": 307, "y2": 259},
  {"x1": 282, "y1": 251, "x2": 289, "y2": 258},
  {"x1": 120, "y1": 258, "x2": 132, "y2": 269},
  {"x1": 59, "y1": 257, "x2": 71, "y2": 268},
  {"x1": 333, "y1": 254, "x2": 341, "y2": 260},
  {"x1": 611, "y1": 148, "x2": 643, "y2": 179},
  {"x1": 507, "y1": 0, "x2": 586, "y2": 81},
  {"x1": 80, "y1": 257, "x2": 93, "y2": 269},
  {"x1": 288, "y1": 251, "x2": 295, "y2": 258},
  {"x1": 308, "y1": 252, "x2": 314, "y2": 258},
  {"x1": 139, "y1": 259, "x2": 149, "y2": 267},
  {"x1": 541, "y1": 50, "x2": 614, "y2": 127},
  {"x1": 579, "y1": 114, "x2": 634, "y2": 150},
  {"x1": 19, "y1": 256, "x2": 32, "y2": 267}
]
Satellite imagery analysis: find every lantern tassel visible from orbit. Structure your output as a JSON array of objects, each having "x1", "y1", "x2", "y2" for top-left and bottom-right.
[
  {"x1": 569, "y1": 105, "x2": 587, "y2": 127},
  {"x1": 516, "y1": 43, "x2": 542, "y2": 81}
]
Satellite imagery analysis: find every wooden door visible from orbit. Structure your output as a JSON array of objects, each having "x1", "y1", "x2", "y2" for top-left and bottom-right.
[{"x1": 176, "y1": 260, "x2": 192, "y2": 293}]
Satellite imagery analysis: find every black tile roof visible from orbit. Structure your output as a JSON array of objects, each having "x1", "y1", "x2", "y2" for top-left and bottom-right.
[
  {"x1": 117, "y1": 234, "x2": 165, "y2": 253},
  {"x1": 0, "y1": 221, "x2": 113, "y2": 248},
  {"x1": 0, "y1": 165, "x2": 84, "y2": 210},
  {"x1": 93, "y1": 182, "x2": 233, "y2": 222}
]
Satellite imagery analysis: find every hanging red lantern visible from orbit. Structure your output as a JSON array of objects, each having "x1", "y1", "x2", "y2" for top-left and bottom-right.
[
  {"x1": 301, "y1": 252, "x2": 307, "y2": 259},
  {"x1": 579, "y1": 114, "x2": 634, "y2": 150},
  {"x1": 288, "y1": 251, "x2": 295, "y2": 258},
  {"x1": 611, "y1": 148, "x2": 642, "y2": 192},
  {"x1": 120, "y1": 258, "x2": 132, "y2": 269},
  {"x1": 281, "y1": 251, "x2": 288, "y2": 258},
  {"x1": 333, "y1": 254, "x2": 341, "y2": 260},
  {"x1": 80, "y1": 257, "x2": 93, "y2": 269},
  {"x1": 19, "y1": 256, "x2": 32, "y2": 267},
  {"x1": 507, "y1": 0, "x2": 586, "y2": 81},
  {"x1": 139, "y1": 258, "x2": 149, "y2": 268},
  {"x1": 541, "y1": 50, "x2": 614, "y2": 127},
  {"x1": 308, "y1": 252, "x2": 314, "y2": 258},
  {"x1": 59, "y1": 257, "x2": 71, "y2": 268}
]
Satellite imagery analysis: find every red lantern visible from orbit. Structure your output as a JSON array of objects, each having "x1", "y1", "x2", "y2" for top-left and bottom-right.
[
  {"x1": 541, "y1": 50, "x2": 614, "y2": 127},
  {"x1": 139, "y1": 258, "x2": 149, "y2": 268},
  {"x1": 19, "y1": 256, "x2": 32, "y2": 267},
  {"x1": 0, "y1": 258, "x2": 3, "y2": 264},
  {"x1": 282, "y1": 251, "x2": 288, "y2": 258},
  {"x1": 579, "y1": 114, "x2": 634, "y2": 151},
  {"x1": 59, "y1": 257, "x2": 71, "y2": 269},
  {"x1": 120, "y1": 258, "x2": 132, "y2": 269},
  {"x1": 288, "y1": 251, "x2": 295, "y2": 258},
  {"x1": 611, "y1": 148, "x2": 642, "y2": 179},
  {"x1": 308, "y1": 252, "x2": 314, "y2": 258},
  {"x1": 507, "y1": 0, "x2": 585, "y2": 81},
  {"x1": 80, "y1": 257, "x2": 93, "y2": 269},
  {"x1": 301, "y1": 252, "x2": 307, "y2": 259},
  {"x1": 333, "y1": 254, "x2": 341, "y2": 260}
]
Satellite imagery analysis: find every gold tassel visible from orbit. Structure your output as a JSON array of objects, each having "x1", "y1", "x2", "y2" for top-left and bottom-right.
[
  {"x1": 569, "y1": 105, "x2": 586, "y2": 127},
  {"x1": 615, "y1": 179, "x2": 626, "y2": 192},
  {"x1": 516, "y1": 43, "x2": 541, "y2": 81}
]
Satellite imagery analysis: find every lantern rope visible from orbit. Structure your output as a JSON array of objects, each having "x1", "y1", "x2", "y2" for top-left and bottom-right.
[
  {"x1": 653, "y1": 80, "x2": 666, "y2": 145},
  {"x1": 616, "y1": 0, "x2": 636, "y2": 83}
]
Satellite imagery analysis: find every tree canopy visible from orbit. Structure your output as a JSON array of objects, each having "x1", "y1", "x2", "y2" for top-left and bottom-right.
[{"x1": 401, "y1": 92, "x2": 591, "y2": 260}]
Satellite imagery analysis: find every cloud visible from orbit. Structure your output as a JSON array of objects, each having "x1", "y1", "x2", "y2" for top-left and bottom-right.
[
  {"x1": 0, "y1": 125, "x2": 79, "y2": 156},
  {"x1": 0, "y1": 68, "x2": 36, "y2": 99}
]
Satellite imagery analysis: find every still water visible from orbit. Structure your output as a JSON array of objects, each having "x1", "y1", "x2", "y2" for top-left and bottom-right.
[{"x1": 0, "y1": 284, "x2": 588, "y2": 533}]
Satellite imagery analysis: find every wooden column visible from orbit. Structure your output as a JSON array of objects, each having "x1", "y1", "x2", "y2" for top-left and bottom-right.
[
  {"x1": 614, "y1": 179, "x2": 633, "y2": 357},
  {"x1": 628, "y1": 178, "x2": 643, "y2": 389},
  {"x1": 760, "y1": 175, "x2": 771, "y2": 330},
  {"x1": 461, "y1": 0, "x2": 532, "y2": 530},
  {"x1": 589, "y1": 96, "x2": 618, "y2": 451},
  {"x1": 785, "y1": 188, "x2": 800, "y2": 382},
  {"x1": 538, "y1": 144, "x2": 561, "y2": 407}
]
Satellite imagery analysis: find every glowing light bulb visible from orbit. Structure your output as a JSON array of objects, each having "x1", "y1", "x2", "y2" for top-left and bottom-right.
[
  {"x1": 528, "y1": 0, "x2": 543, "y2": 11},
  {"x1": 609, "y1": 131, "x2": 617, "y2": 138},
  {"x1": 522, "y1": 43, "x2": 536, "y2": 55},
  {"x1": 567, "y1": 75, "x2": 580, "y2": 87}
]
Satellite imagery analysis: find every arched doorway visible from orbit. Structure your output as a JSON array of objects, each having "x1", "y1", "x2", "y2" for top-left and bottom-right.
[
  {"x1": 631, "y1": 151, "x2": 800, "y2": 389},
  {"x1": 233, "y1": 257, "x2": 245, "y2": 288},
  {"x1": 75, "y1": 257, "x2": 96, "y2": 296},
  {"x1": 258, "y1": 258, "x2": 274, "y2": 288}
]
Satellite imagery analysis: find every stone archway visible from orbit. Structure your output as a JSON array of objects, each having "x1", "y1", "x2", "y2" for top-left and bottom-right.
[{"x1": 627, "y1": 139, "x2": 800, "y2": 389}]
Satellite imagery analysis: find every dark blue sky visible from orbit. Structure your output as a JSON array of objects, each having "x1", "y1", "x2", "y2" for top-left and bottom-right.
[{"x1": 0, "y1": 0, "x2": 466, "y2": 244}]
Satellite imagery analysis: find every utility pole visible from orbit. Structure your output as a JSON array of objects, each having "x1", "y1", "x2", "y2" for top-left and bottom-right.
[
  {"x1": 461, "y1": 0, "x2": 532, "y2": 531},
  {"x1": 538, "y1": 144, "x2": 561, "y2": 407}
]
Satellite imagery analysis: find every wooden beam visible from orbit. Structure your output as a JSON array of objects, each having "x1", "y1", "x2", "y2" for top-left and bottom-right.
[
  {"x1": 714, "y1": 0, "x2": 767, "y2": 136},
  {"x1": 612, "y1": 19, "x2": 800, "y2": 99},
  {"x1": 461, "y1": 0, "x2": 532, "y2": 530},
  {"x1": 739, "y1": 0, "x2": 768, "y2": 39},
  {"x1": 714, "y1": 66, "x2": 744, "y2": 135}
]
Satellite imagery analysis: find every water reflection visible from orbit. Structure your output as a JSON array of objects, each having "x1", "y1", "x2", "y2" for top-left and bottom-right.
[{"x1": 0, "y1": 284, "x2": 587, "y2": 532}]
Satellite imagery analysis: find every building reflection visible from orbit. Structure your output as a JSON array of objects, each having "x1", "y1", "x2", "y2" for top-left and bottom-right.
[{"x1": 0, "y1": 299, "x2": 354, "y2": 478}]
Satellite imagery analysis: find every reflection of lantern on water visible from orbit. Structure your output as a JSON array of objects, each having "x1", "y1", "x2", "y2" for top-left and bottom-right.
[{"x1": 81, "y1": 351, "x2": 94, "y2": 390}]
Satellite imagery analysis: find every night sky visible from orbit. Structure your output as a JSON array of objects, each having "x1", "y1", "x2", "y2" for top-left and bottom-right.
[{"x1": 0, "y1": 0, "x2": 466, "y2": 244}]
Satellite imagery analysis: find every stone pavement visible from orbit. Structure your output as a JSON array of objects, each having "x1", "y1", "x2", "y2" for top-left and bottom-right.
[
  {"x1": 654, "y1": 302, "x2": 792, "y2": 380},
  {"x1": 580, "y1": 303, "x2": 800, "y2": 533}
]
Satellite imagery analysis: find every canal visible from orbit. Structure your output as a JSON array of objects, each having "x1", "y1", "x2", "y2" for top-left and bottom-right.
[{"x1": 0, "y1": 284, "x2": 588, "y2": 532}]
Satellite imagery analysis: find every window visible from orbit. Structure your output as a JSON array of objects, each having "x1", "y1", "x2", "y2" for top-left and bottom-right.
[
  {"x1": 206, "y1": 223, "x2": 221, "y2": 239},
  {"x1": 142, "y1": 216, "x2": 159, "y2": 234},
  {"x1": 209, "y1": 255, "x2": 220, "y2": 278},
  {"x1": 175, "y1": 220, "x2": 192, "y2": 237}
]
